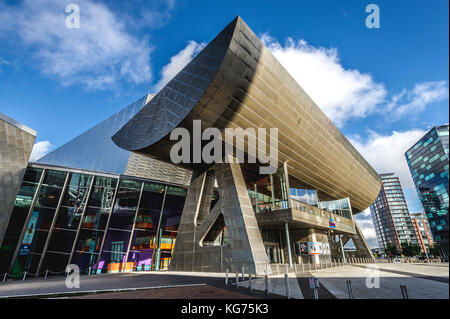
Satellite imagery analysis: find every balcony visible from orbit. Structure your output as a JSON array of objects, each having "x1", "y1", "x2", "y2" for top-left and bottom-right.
[{"x1": 255, "y1": 198, "x2": 356, "y2": 234}]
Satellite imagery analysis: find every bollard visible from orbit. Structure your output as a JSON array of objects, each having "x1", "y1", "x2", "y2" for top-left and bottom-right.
[
  {"x1": 22, "y1": 271, "x2": 27, "y2": 281},
  {"x1": 308, "y1": 262, "x2": 311, "y2": 272},
  {"x1": 45, "y1": 269, "x2": 48, "y2": 279},
  {"x1": 284, "y1": 274, "x2": 291, "y2": 299},
  {"x1": 264, "y1": 274, "x2": 269, "y2": 295},
  {"x1": 249, "y1": 274, "x2": 252, "y2": 292},
  {"x1": 3, "y1": 273, "x2": 7, "y2": 283},
  {"x1": 225, "y1": 269, "x2": 229, "y2": 285},
  {"x1": 88, "y1": 266, "x2": 92, "y2": 276},
  {"x1": 400, "y1": 285, "x2": 408, "y2": 299},
  {"x1": 285, "y1": 263, "x2": 288, "y2": 274},
  {"x1": 276, "y1": 264, "x2": 279, "y2": 275},
  {"x1": 241, "y1": 265, "x2": 245, "y2": 281},
  {"x1": 346, "y1": 280, "x2": 354, "y2": 299},
  {"x1": 314, "y1": 278, "x2": 320, "y2": 299},
  {"x1": 294, "y1": 263, "x2": 297, "y2": 273},
  {"x1": 236, "y1": 272, "x2": 239, "y2": 288},
  {"x1": 301, "y1": 262, "x2": 304, "y2": 273}
]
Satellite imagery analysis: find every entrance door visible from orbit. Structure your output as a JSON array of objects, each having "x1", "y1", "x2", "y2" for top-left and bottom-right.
[{"x1": 265, "y1": 243, "x2": 280, "y2": 263}]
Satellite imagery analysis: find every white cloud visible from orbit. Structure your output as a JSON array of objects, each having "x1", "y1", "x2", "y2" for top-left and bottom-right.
[
  {"x1": 387, "y1": 81, "x2": 449, "y2": 119},
  {"x1": 30, "y1": 141, "x2": 54, "y2": 162},
  {"x1": 0, "y1": 0, "x2": 154, "y2": 90},
  {"x1": 261, "y1": 34, "x2": 449, "y2": 127},
  {"x1": 0, "y1": 57, "x2": 9, "y2": 72},
  {"x1": 261, "y1": 34, "x2": 387, "y2": 127},
  {"x1": 153, "y1": 41, "x2": 206, "y2": 92},
  {"x1": 354, "y1": 209, "x2": 379, "y2": 249},
  {"x1": 349, "y1": 129, "x2": 427, "y2": 190}
]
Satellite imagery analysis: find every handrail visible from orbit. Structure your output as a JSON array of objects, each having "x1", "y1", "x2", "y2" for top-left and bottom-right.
[{"x1": 289, "y1": 198, "x2": 353, "y2": 227}]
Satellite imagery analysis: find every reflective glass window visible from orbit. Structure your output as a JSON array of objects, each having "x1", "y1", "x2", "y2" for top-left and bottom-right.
[
  {"x1": 98, "y1": 251, "x2": 127, "y2": 273},
  {"x1": 26, "y1": 207, "x2": 56, "y2": 231},
  {"x1": 88, "y1": 186, "x2": 116, "y2": 208},
  {"x1": 71, "y1": 251, "x2": 99, "y2": 274},
  {"x1": 102, "y1": 229, "x2": 131, "y2": 254},
  {"x1": 127, "y1": 230, "x2": 157, "y2": 271},
  {"x1": 76, "y1": 229, "x2": 104, "y2": 253},
  {"x1": 47, "y1": 229, "x2": 77, "y2": 253},
  {"x1": 41, "y1": 252, "x2": 70, "y2": 274},
  {"x1": 35, "y1": 186, "x2": 63, "y2": 208},
  {"x1": 42, "y1": 170, "x2": 67, "y2": 187},
  {"x1": 54, "y1": 206, "x2": 82, "y2": 230},
  {"x1": 68, "y1": 173, "x2": 93, "y2": 188},
  {"x1": 23, "y1": 168, "x2": 43, "y2": 184},
  {"x1": 13, "y1": 253, "x2": 42, "y2": 275},
  {"x1": 62, "y1": 185, "x2": 89, "y2": 208},
  {"x1": 82, "y1": 207, "x2": 109, "y2": 230},
  {"x1": 19, "y1": 229, "x2": 49, "y2": 254}
]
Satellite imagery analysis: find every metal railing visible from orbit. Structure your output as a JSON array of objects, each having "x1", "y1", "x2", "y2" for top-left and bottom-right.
[{"x1": 289, "y1": 199, "x2": 354, "y2": 227}]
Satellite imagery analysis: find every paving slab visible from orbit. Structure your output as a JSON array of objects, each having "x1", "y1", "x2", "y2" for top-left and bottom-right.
[{"x1": 311, "y1": 263, "x2": 449, "y2": 299}]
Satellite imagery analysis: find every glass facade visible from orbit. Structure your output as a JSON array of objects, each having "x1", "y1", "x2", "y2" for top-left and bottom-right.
[
  {"x1": 0, "y1": 164, "x2": 187, "y2": 277},
  {"x1": 370, "y1": 173, "x2": 418, "y2": 252},
  {"x1": 405, "y1": 125, "x2": 449, "y2": 259},
  {"x1": 247, "y1": 167, "x2": 289, "y2": 213},
  {"x1": 318, "y1": 198, "x2": 352, "y2": 219},
  {"x1": 35, "y1": 95, "x2": 149, "y2": 175}
]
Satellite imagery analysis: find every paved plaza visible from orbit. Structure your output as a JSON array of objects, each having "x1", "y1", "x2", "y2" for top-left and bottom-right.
[
  {"x1": 311, "y1": 263, "x2": 449, "y2": 299},
  {"x1": 0, "y1": 263, "x2": 447, "y2": 299}
]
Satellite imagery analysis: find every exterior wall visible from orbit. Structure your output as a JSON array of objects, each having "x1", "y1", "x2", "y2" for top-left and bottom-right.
[
  {"x1": 125, "y1": 152, "x2": 192, "y2": 186},
  {"x1": 370, "y1": 173, "x2": 417, "y2": 253},
  {"x1": 0, "y1": 164, "x2": 187, "y2": 276},
  {"x1": 0, "y1": 113, "x2": 36, "y2": 246},
  {"x1": 406, "y1": 125, "x2": 449, "y2": 258},
  {"x1": 170, "y1": 157, "x2": 269, "y2": 274}
]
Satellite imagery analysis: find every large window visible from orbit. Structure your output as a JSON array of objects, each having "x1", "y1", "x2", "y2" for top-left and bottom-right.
[
  {"x1": 154, "y1": 186, "x2": 186, "y2": 270},
  {"x1": 2, "y1": 167, "x2": 188, "y2": 277},
  {"x1": 246, "y1": 167, "x2": 288, "y2": 213},
  {"x1": 318, "y1": 198, "x2": 352, "y2": 219},
  {"x1": 290, "y1": 188, "x2": 318, "y2": 206},
  {"x1": 0, "y1": 168, "x2": 42, "y2": 274},
  {"x1": 126, "y1": 182, "x2": 165, "y2": 271}
]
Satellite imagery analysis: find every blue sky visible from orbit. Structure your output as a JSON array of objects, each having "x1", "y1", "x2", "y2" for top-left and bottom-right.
[{"x1": 0, "y1": 0, "x2": 448, "y2": 247}]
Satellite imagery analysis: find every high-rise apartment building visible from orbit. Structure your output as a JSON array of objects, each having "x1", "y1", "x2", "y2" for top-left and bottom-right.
[
  {"x1": 411, "y1": 212, "x2": 434, "y2": 254},
  {"x1": 370, "y1": 173, "x2": 418, "y2": 252},
  {"x1": 405, "y1": 125, "x2": 449, "y2": 260}
]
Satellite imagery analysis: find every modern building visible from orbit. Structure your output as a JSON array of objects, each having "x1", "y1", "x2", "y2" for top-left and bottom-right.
[
  {"x1": 0, "y1": 163, "x2": 187, "y2": 276},
  {"x1": 36, "y1": 94, "x2": 192, "y2": 186},
  {"x1": 405, "y1": 125, "x2": 449, "y2": 259},
  {"x1": 370, "y1": 173, "x2": 418, "y2": 253},
  {"x1": 411, "y1": 212, "x2": 434, "y2": 254},
  {"x1": 112, "y1": 17, "x2": 382, "y2": 274},
  {"x1": 0, "y1": 97, "x2": 192, "y2": 277},
  {"x1": 0, "y1": 112, "x2": 36, "y2": 246},
  {"x1": 1, "y1": 17, "x2": 382, "y2": 277}
]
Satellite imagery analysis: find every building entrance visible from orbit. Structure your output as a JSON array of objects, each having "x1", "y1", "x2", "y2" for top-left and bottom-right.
[{"x1": 265, "y1": 243, "x2": 281, "y2": 264}]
